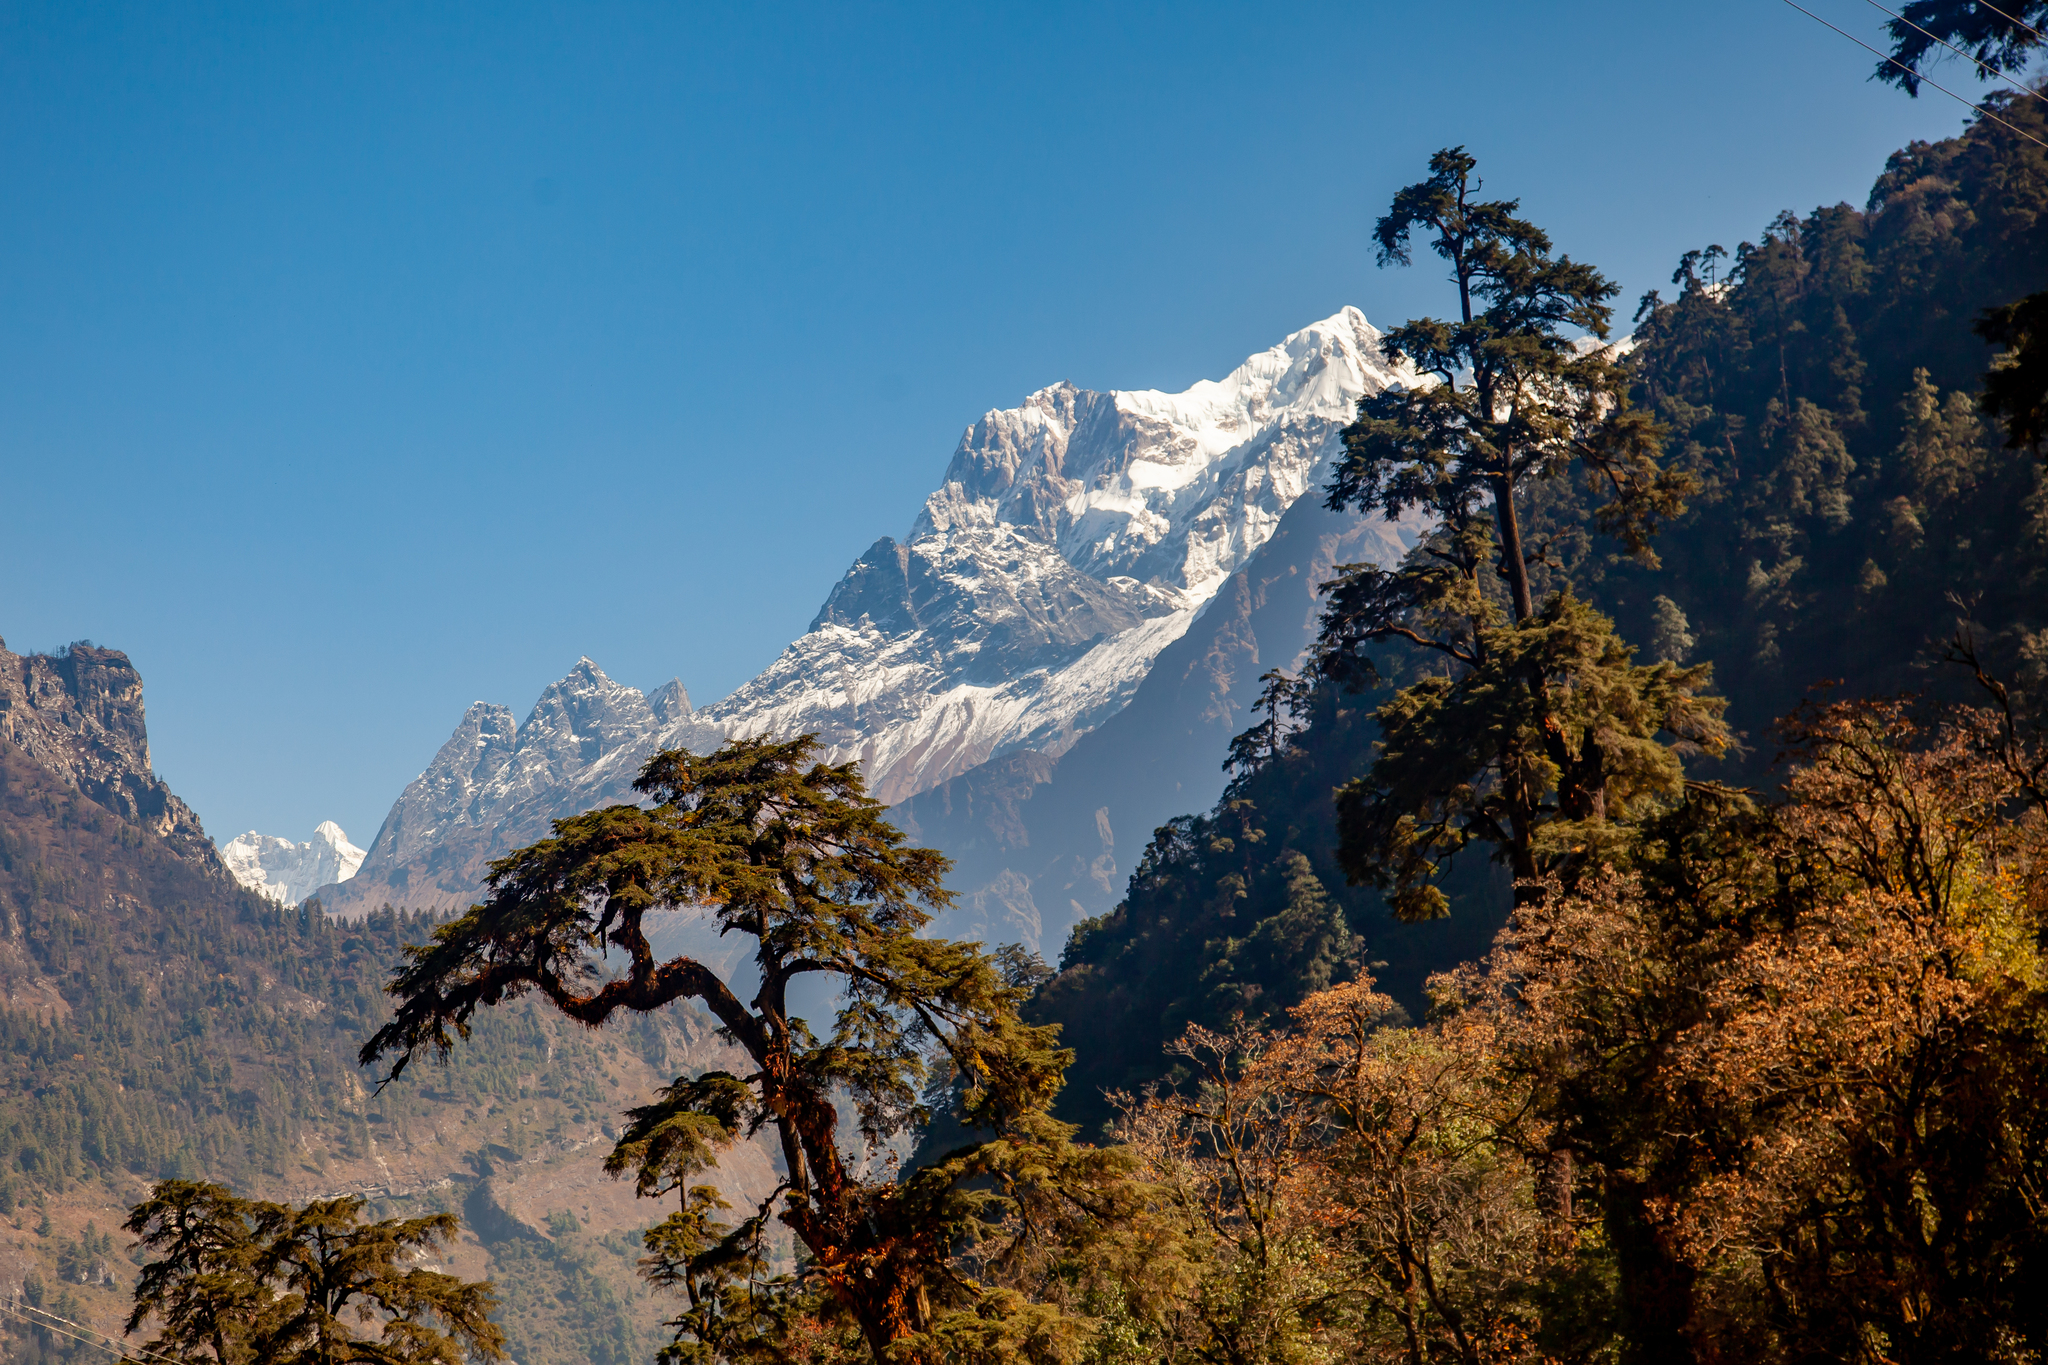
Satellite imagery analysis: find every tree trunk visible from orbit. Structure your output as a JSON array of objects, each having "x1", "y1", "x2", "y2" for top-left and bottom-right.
[
  {"x1": 1490, "y1": 472, "x2": 1535, "y2": 622},
  {"x1": 1605, "y1": 1177, "x2": 1698, "y2": 1365}
]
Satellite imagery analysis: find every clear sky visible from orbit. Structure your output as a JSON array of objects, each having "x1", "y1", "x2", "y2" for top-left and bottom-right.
[{"x1": 0, "y1": 0, "x2": 2014, "y2": 849}]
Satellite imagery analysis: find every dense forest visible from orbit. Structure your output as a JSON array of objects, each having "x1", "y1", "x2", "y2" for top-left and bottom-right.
[{"x1": 1032, "y1": 87, "x2": 2048, "y2": 1137}]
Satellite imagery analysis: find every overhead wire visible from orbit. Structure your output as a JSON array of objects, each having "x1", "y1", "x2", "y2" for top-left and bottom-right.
[
  {"x1": 1863, "y1": 0, "x2": 2048, "y2": 100},
  {"x1": 1977, "y1": 0, "x2": 2045, "y2": 44},
  {"x1": 0, "y1": 1297, "x2": 179, "y2": 1365},
  {"x1": 1781, "y1": 0, "x2": 2048, "y2": 150}
]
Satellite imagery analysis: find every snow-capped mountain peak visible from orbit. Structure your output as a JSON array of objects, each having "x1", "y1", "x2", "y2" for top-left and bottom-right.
[
  {"x1": 222, "y1": 821, "x2": 367, "y2": 907},
  {"x1": 316, "y1": 308, "x2": 1415, "y2": 914},
  {"x1": 707, "y1": 306, "x2": 1413, "y2": 802}
]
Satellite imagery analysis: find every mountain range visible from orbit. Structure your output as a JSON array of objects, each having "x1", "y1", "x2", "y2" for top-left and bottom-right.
[{"x1": 308, "y1": 308, "x2": 1414, "y2": 953}]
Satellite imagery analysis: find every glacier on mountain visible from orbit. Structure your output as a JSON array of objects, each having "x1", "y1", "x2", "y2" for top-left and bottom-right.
[
  {"x1": 315, "y1": 308, "x2": 1417, "y2": 917},
  {"x1": 222, "y1": 821, "x2": 367, "y2": 907}
]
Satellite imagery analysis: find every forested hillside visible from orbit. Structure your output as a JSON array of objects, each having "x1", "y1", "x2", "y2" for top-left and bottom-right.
[
  {"x1": 0, "y1": 721, "x2": 763, "y2": 1365},
  {"x1": 1032, "y1": 91, "x2": 2048, "y2": 1133}
]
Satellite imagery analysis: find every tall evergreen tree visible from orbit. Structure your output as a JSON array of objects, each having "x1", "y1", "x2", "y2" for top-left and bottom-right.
[
  {"x1": 124, "y1": 1181, "x2": 505, "y2": 1365},
  {"x1": 362, "y1": 735, "x2": 1129, "y2": 1364},
  {"x1": 1316, "y1": 148, "x2": 1727, "y2": 918}
]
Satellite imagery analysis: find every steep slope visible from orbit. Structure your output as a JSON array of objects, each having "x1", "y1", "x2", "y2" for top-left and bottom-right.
[
  {"x1": 0, "y1": 641, "x2": 772, "y2": 1365},
  {"x1": 319, "y1": 308, "x2": 1411, "y2": 919},
  {"x1": 221, "y1": 821, "x2": 368, "y2": 906},
  {"x1": 0, "y1": 638, "x2": 217, "y2": 867},
  {"x1": 318, "y1": 667, "x2": 715, "y2": 916},
  {"x1": 891, "y1": 484, "x2": 1411, "y2": 955}
]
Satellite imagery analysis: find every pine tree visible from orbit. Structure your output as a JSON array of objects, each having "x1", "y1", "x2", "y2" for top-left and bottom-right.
[
  {"x1": 1316, "y1": 149, "x2": 1728, "y2": 918},
  {"x1": 362, "y1": 735, "x2": 1131, "y2": 1363}
]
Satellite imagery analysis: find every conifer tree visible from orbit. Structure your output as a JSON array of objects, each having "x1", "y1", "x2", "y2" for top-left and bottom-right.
[
  {"x1": 1875, "y1": 0, "x2": 2048, "y2": 95},
  {"x1": 124, "y1": 1181, "x2": 505, "y2": 1365},
  {"x1": 1876, "y1": 8, "x2": 2048, "y2": 459},
  {"x1": 362, "y1": 735, "x2": 1130, "y2": 1363},
  {"x1": 1316, "y1": 149, "x2": 1728, "y2": 918}
]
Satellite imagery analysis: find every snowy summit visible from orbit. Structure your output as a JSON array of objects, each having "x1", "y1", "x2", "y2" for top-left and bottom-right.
[
  {"x1": 221, "y1": 821, "x2": 367, "y2": 907},
  {"x1": 318, "y1": 308, "x2": 1416, "y2": 915}
]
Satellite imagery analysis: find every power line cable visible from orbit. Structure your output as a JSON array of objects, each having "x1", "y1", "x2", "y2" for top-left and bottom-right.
[
  {"x1": 1977, "y1": 0, "x2": 2045, "y2": 44},
  {"x1": 4, "y1": 1295, "x2": 190, "y2": 1365},
  {"x1": 1781, "y1": 0, "x2": 2048, "y2": 149},
  {"x1": 0, "y1": 1298, "x2": 175, "y2": 1365},
  {"x1": 1864, "y1": 0, "x2": 2048, "y2": 98}
]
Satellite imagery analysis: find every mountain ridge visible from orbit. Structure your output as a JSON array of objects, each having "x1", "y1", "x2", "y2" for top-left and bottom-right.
[{"x1": 314, "y1": 308, "x2": 1413, "y2": 920}]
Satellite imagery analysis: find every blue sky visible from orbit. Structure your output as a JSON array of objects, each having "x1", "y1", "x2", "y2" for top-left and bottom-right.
[{"x1": 0, "y1": 0, "x2": 2012, "y2": 847}]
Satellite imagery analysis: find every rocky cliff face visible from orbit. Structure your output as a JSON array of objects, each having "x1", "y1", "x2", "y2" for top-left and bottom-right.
[
  {"x1": 221, "y1": 821, "x2": 367, "y2": 906},
  {"x1": 316, "y1": 308, "x2": 1413, "y2": 920},
  {"x1": 0, "y1": 637, "x2": 220, "y2": 867}
]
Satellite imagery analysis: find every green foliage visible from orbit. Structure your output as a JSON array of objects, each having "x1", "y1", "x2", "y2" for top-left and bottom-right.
[
  {"x1": 365, "y1": 735, "x2": 1136, "y2": 1362},
  {"x1": 1978, "y1": 287, "x2": 2048, "y2": 455},
  {"x1": 1311, "y1": 148, "x2": 1727, "y2": 922},
  {"x1": 123, "y1": 1179, "x2": 505, "y2": 1364},
  {"x1": 1337, "y1": 146, "x2": 1691, "y2": 616},
  {"x1": 1623, "y1": 94, "x2": 2048, "y2": 733},
  {"x1": 1330, "y1": 592, "x2": 1727, "y2": 920},
  {"x1": 1875, "y1": 0, "x2": 2047, "y2": 95}
]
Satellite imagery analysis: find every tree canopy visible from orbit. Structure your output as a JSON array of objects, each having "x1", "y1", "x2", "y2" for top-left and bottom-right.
[
  {"x1": 361, "y1": 735, "x2": 1132, "y2": 1363},
  {"x1": 123, "y1": 1181, "x2": 504, "y2": 1365},
  {"x1": 1316, "y1": 148, "x2": 1727, "y2": 918},
  {"x1": 1875, "y1": 0, "x2": 2048, "y2": 96}
]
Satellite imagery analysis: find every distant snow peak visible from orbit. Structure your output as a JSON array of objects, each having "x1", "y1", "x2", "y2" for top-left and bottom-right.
[
  {"x1": 322, "y1": 308, "x2": 1414, "y2": 915},
  {"x1": 222, "y1": 821, "x2": 367, "y2": 907},
  {"x1": 706, "y1": 305, "x2": 1414, "y2": 802}
]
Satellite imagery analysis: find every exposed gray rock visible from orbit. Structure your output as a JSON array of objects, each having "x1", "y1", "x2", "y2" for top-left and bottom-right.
[{"x1": 0, "y1": 638, "x2": 220, "y2": 868}]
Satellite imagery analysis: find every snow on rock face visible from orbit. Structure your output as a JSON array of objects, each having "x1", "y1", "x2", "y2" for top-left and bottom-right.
[
  {"x1": 318, "y1": 308, "x2": 1412, "y2": 914},
  {"x1": 704, "y1": 306, "x2": 1414, "y2": 802},
  {"x1": 362, "y1": 664, "x2": 715, "y2": 874},
  {"x1": 222, "y1": 822, "x2": 367, "y2": 907}
]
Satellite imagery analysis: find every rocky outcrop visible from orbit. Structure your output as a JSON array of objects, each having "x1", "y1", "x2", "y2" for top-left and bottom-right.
[{"x1": 0, "y1": 637, "x2": 220, "y2": 867}]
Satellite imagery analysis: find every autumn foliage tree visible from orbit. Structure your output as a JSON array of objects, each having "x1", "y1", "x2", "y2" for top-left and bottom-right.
[
  {"x1": 1092, "y1": 688, "x2": 2048, "y2": 1363},
  {"x1": 1435, "y1": 696, "x2": 2048, "y2": 1362}
]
